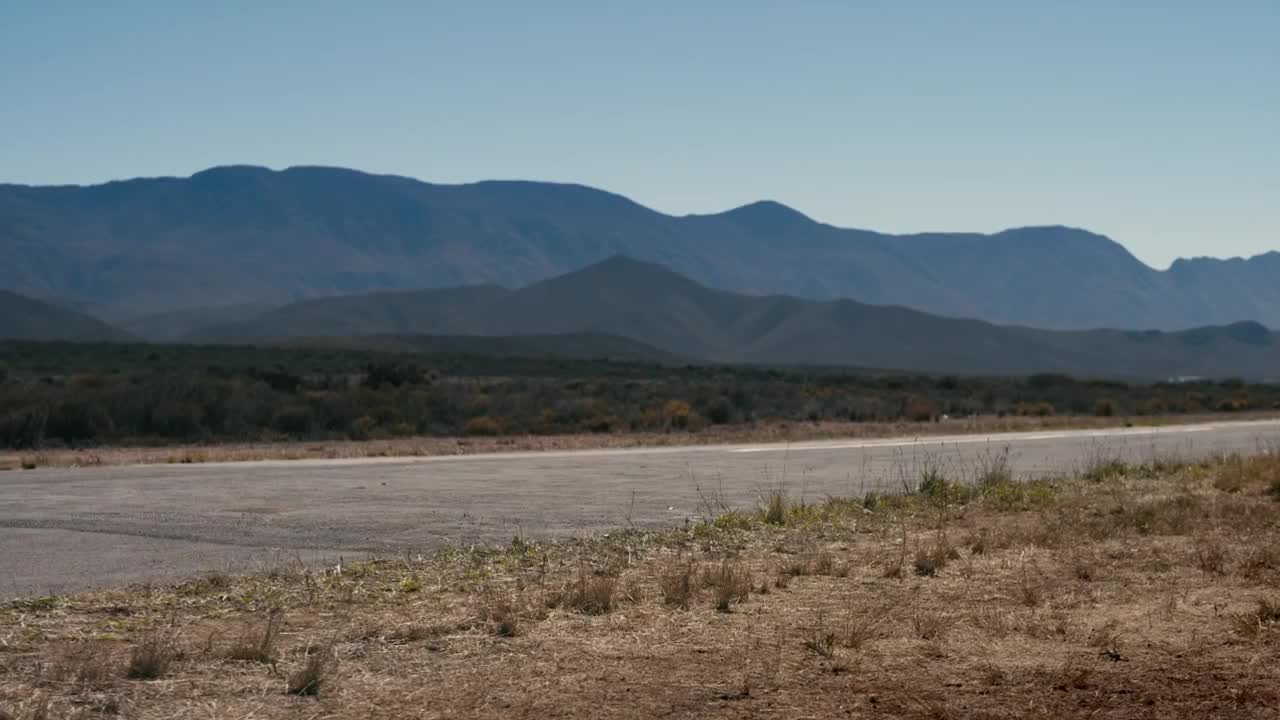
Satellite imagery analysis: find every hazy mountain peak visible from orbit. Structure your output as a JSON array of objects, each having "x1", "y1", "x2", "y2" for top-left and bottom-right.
[
  {"x1": 716, "y1": 200, "x2": 817, "y2": 232},
  {"x1": 190, "y1": 165, "x2": 275, "y2": 181}
]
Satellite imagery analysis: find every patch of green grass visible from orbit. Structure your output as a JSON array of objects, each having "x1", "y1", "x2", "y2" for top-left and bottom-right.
[
  {"x1": 1082, "y1": 457, "x2": 1132, "y2": 483},
  {"x1": 712, "y1": 510, "x2": 756, "y2": 531},
  {"x1": 977, "y1": 478, "x2": 1061, "y2": 511}
]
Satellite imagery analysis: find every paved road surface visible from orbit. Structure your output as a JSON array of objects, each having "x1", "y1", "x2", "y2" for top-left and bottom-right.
[{"x1": 3, "y1": 419, "x2": 1279, "y2": 596}]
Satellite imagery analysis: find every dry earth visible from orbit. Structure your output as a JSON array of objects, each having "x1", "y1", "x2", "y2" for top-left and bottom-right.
[{"x1": 2, "y1": 451, "x2": 1278, "y2": 719}]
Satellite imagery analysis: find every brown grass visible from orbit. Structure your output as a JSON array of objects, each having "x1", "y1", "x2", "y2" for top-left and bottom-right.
[
  {"x1": 564, "y1": 567, "x2": 617, "y2": 615},
  {"x1": 4, "y1": 452, "x2": 1280, "y2": 718},
  {"x1": 657, "y1": 559, "x2": 697, "y2": 610},
  {"x1": 703, "y1": 559, "x2": 752, "y2": 612},
  {"x1": 285, "y1": 647, "x2": 334, "y2": 697},
  {"x1": 125, "y1": 632, "x2": 178, "y2": 680},
  {"x1": 222, "y1": 610, "x2": 281, "y2": 664}
]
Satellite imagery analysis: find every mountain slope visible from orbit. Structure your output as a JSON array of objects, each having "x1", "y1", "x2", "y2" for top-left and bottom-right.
[
  {"x1": 0, "y1": 290, "x2": 134, "y2": 342},
  {"x1": 282, "y1": 332, "x2": 681, "y2": 363},
  {"x1": 2, "y1": 165, "x2": 1277, "y2": 330},
  {"x1": 195, "y1": 257, "x2": 1280, "y2": 379}
]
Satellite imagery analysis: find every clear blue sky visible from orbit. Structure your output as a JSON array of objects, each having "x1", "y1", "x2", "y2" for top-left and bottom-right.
[{"x1": 3, "y1": 1, "x2": 1276, "y2": 267}]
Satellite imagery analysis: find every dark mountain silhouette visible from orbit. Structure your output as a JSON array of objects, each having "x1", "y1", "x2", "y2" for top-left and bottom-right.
[
  {"x1": 2, "y1": 165, "x2": 1277, "y2": 331},
  {"x1": 121, "y1": 302, "x2": 278, "y2": 342},
  {"x1": 281, "y1": 332, "x2": 680, "y2": 363},
  {"x1": 193, "y1": 257, "x2": 1280, "y2": 379},
  {"x1": 0, "y1": 290, "x2": 134, "y2": 342}
]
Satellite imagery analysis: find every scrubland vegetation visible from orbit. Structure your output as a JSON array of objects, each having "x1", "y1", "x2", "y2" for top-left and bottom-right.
[
  {"x1": 2, "y1": 341, "x2": 1278, "y2": 453},
  {"x1": 2, "y1": 450, "x2": 1278, "y2": 718}
]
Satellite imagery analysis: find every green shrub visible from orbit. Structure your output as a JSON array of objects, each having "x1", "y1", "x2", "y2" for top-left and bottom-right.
[
  {"x1": 273, "y1": 405, "x2": 316, "y2": 437},
  {"x1": 1093, "y1": 398, "x2": 1118, "y2": 417}
]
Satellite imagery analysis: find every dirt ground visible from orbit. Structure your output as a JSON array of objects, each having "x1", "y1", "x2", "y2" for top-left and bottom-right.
[
  {"x1": 2, "y1": 451, "x2": 1278, "y2": 719},
  {"x1": 3, "y1": 412, "x2": 1273, "y2": 471}
]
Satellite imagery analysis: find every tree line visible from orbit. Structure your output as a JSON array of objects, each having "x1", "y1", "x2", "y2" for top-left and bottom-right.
[{"x1": 1, "y1": 342, "x2": 1276, "y2": 449}]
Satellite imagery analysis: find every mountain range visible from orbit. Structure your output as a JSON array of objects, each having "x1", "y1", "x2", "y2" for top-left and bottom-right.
[
  {"x1": 2, "y1": 165, "x2": 1278, "y2": 331},
  {"x1": 4, "y1": 255, "x2": 1278, "y2": 379},
  {"x1": 0, "y1": 290, "x2": 134, "y2": 343},
  {"x1": 192, "y1": 256, "x2": 1280, "y2": 379}
]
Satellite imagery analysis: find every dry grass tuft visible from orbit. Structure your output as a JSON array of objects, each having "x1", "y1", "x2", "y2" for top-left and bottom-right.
[
  {"x1": 910, "y1": 606, "x2": 953, "y2": 640},
  {"x1": 566, "y1": 568, "x2": 617, "y2": 615},
  {"x1": 840, "y1": 603, "x2": 887, "y2": 650},
  {"x1": 1230, "y1": 598, "x2": 1280, "y2": 639},
  {"x1": 803, "y1": 630, "x2": 837, "y2": 659},
  {"x1": 0, "y1": 699, "x2": 50, "y2": 720},
  {"x1": 126, "y1": 632, "x2": 179, "y2": 680},
  {"x1": 658, "y1": 560, "x2": 697, "y2": 610},
  {"x1": 761, "y1": 489, "x2": 789, "y2": 525},
  {"x1": 1068, "y1": 551, "x2": 1098, "y2": 582},
  {"x1": 50, "y1": 640, "x2": 114, "y2": 690},
  {"x1": 1193, "y1": 536, "x2": 1230, "y2": 575},
  {"x1": 704, "y1": 559, "x2": 752, "y2": 612},
  {"x1": 224, "y1": 610, "x2": 282, "y2": 664},
  {"x1": 1239, "y1": 545, "x2": 1278, "y2": 579},
  {"x1": 781, "y1": 555, "x2": 812, "y2": 578},
  {"x1": 482, "y1": 595, "x2": 524, "y2": 637},
  {"x1": 285, "y1": 647, "x2": 335, "y2": 697},
  {"x1": 913, "y1": 538, "x2": 958, "y2": 577}
]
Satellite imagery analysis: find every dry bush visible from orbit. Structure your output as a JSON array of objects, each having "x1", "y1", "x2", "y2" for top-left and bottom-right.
[
  {"x1": 567, "y1": 568, "x2": 616, "y2": 615},
  {"x1": 388, "y1": 623, "x2": 439, "y2": 644},
  {"x1": 773, "y1": 566, "x2": 792, "y2": 589},
  {"x1": 913, "y1": 539, "x2": 957, "y2": 577},
  {"x1": 658, "y1": 560, "x2": 696, "y2": 610},
  {"x1": 50, "y1": 640, "x2": 114, "y2": 690},
  {"x1": 810, "y1": 551, "x2": 836, "y2": 576},
  {"x1": 1115, "y1": 494, "x2": 1202, "y2": 536},
  {"x1": 1213, "y1": 468, "x2": 1246, "y2": 494},
  {"x1": 1052, "y1": 658, "x2": 1095, "y2": 691},
  {"x1": 1231, "y1": 599, "x2": 1280, "y2": 639},
  {"x1": 971, "y1": 606, "x2": 1013, "y2": 639},
  {"x1": 803, "y1": 630, "x2": 837, "y2": 659},
  {"x1": 704, "y1": 559, "x2": 751, "y2": 612},
  {"x1": 285, "y1": 647, "x2": 335, "y2": 697},
  {"x1": 1018, "y1": 565, "x2": 1049, "y2": 607},
  {"x1": 1088, "y1": 620, "x2": 1124, "y2": 654},
  {"x1": 1082, "y1": 451, "x2": 1130, "y2": 483},
  {"x1": 0, "y1": 698, "x2": 50, "y2": 720},
  {"x1": 1068, "y1": 551, "x2": 1098, "y2": 582},
  {"x1": 975, "y1": 447, "x2": 1013, "y2": 487},
  {"x1": 910, "y1": 606, "x2": 953, "y2": 640},
  {"x1": 841, "y1": 603, "x2": 888, "y2": 650},
  {"x1": 462, "y1": 415, "x2": 502, "y2": 437},
  {"x1": 481, "y1": 595, "x2": 524, "y2": 637},
  {"x1": 126, "y1": 632, "x2": 179, "y2": 680},
  {"x1": 965, "y1": 528, "x2": 991, "y2": 555},
  {"x1": 1193, "y1": 536, "x2": 1230, "y2": 575},
  {"x1": 224, "y1": 610, "x2": 281, "y2": 663},
  {"x1": 781, "y1": 555, "x2": 812, "y2": 577},
  {"x1": 1239, "y1": 545, "x2": 1279, "y2": 579}
]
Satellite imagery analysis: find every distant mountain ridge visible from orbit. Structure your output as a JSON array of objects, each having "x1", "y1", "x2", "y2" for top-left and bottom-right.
[
  {"x1": 194, "y1": 256, "x2": 1280, "y2": 379},
  {"x1": 0, "y1": 290, "x2": 134, "y2": 342},
  {"x1": 2, "y1": 165, "x2": 1277, "y2": 330}
]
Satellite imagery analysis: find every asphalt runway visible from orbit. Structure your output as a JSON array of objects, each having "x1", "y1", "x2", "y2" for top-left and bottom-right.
[{"x1": 3, "y1": 419, "x2": 1279, "y2": 596}]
